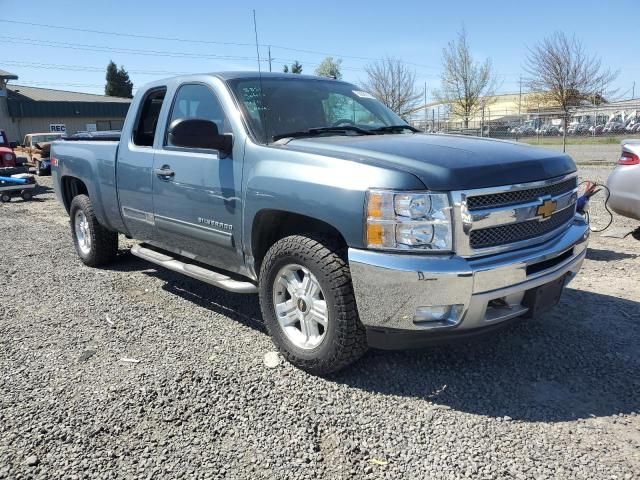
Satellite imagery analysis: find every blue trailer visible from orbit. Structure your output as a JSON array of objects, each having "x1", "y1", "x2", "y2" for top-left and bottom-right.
[{"x1": 0, "y1": 174, "x2": 37, "y2": 203}]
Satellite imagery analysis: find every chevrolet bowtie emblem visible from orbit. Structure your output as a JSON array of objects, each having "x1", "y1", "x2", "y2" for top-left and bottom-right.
[{"x1": 536, "y1": 199, "x2": 557, "y2": 219}]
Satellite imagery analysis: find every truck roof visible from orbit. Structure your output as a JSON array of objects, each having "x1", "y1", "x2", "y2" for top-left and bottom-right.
[
  {"x1": 210, "y1": 71, "x2": 349, "y2": 83},
  {"x1": 140, "y1": 71, "x2": 352, "y2": 91}
]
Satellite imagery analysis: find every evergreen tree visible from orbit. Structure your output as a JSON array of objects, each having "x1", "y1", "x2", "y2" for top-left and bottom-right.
[
  {"x1": 283, "y1": 61, "x2": 303, "y2": 74},
  {"x1": 105, "y1": 61, "x2": 134, "y2": 98}
]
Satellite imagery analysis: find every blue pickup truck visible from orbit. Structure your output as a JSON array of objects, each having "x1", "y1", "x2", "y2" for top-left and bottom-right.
[{"x1": 51, "y1": 72, "x2": 589, "y2": 374}]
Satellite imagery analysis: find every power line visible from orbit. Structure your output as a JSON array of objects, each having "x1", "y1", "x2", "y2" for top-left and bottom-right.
[
  {"x1": 0, "y1": 18, "x2": 256, "y2": 48},
  {"x1": 12, "y1": 80, "x2": 120, "y2": 89},
  {"x1": 0, "y1": 35, "x2": 262, "y2": 61},
  {"x1": 0, "y1": 17, "x2": 439, "y2": 70},
  {"x1": 0, "y1": 35, "x2": 439, "y2": 77},
  {"x1": 0, "y1": 60, "x2": 190, "y2": 76}
]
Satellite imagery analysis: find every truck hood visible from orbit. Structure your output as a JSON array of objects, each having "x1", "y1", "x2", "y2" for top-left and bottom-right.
[{"x1": 280, "y1": 134, "x2": 576, "y2": 190}]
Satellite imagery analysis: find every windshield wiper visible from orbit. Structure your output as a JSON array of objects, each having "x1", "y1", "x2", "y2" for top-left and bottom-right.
[
  {"x1": 368, "y1": 125, "x2": 421, "y2": 134},
  {"x1": 272, "y1": 126, "x2": 375, "y2": 142}
]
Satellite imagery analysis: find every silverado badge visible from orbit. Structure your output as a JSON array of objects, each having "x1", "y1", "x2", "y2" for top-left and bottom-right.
[{"x1": 536, "y1": 199, "x2": 557, "y2": 219}]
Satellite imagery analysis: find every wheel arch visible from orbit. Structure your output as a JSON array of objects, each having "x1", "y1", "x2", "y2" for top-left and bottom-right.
[
  {"x1": 60, "y1": 175, "x2": 89, "y2": 213},
  {"x1": 250, "y1": 209, "x2": 348, "y2": 277}
]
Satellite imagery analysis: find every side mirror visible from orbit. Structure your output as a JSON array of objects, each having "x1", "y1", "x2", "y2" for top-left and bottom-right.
[
  {"x1": 168, "y1": 118, "x2": 232, "y2": 155},
  {"x1": 9, "y1": 141, "x2": 18, "y2": 149}
]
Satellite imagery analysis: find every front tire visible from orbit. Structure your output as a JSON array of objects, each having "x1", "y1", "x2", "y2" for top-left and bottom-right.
[
  {"x1": 259, "y1": 234, "x2": 367, "y2": 375},
  {"x1": 69, "y1": 194, "x2": 118, "y2": 267}
]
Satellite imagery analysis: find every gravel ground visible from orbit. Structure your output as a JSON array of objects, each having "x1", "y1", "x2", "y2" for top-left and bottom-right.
[
  {"x1": 533, "y1": 143, "x2": 622, "y2": 164},
  {"x1": 1, "y1": 167, "x2": 639, "y2": 480}
]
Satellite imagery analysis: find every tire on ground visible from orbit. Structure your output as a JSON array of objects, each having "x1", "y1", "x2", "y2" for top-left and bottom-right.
[
  {"x1": 69, "y1": 194, "x2": 118, "y2": 267},
  {"x1": 259, "y1": 234, "x2": 368, "y2": 375}
]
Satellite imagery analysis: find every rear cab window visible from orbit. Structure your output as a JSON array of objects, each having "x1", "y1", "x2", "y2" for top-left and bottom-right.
[{"x1": 133, "y1": 88, "x2": 167, "y2": 147}]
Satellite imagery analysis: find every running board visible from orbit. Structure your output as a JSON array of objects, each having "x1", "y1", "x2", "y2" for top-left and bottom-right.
[{"x1": 130, "y1": 244, "x2": 258, "y2": 294}]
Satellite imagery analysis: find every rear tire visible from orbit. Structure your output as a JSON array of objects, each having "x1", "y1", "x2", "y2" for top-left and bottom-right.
[
  {"x1": 1, "y1": 193, "x2": 11, "y2": 203},
  {"x1": 21, "y1": 190, "x2": 32, "y2": 201},
  {"x1": 259, "y1": 234, "x2": 367, "y2": 375},
  {"x1": 69, "y1": 194, "x2": 118, "y2": 267}
]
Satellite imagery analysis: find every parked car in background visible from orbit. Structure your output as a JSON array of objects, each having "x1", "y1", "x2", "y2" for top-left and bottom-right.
[
  {"x1": 603, "y1": 119, "x2": 626, "y2": 134},
  {"x1": 607, "y1": 140, "x2": 640, "y2": 221},
  {"x1": 17, "y1": 132, "x2": 65, "y2": 175},
  {"x1": 588, "y1": 124, "x2": 605, "y2": 135},
  {"x1": 567, "y1": 122, "x2": 592, "y2": 135},
  {"x1": 0, "y1": 129, "x2": 28, "y2": 176},
  {"x1": 538, "y1": 124, "x2": 560, "y2": 136},
  {"x1": 625, "y1": 116, "x2": 640, "y2": 134}
]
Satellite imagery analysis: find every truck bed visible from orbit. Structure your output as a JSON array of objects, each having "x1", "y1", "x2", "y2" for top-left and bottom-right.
[{"x1": 51, "y1": 139, "x2": 121, "y2": 230}]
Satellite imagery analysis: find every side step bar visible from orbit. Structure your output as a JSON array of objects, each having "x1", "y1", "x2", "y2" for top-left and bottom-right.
[{"x1": 130, "y1": 244, "x2": 258, "y2": 294}]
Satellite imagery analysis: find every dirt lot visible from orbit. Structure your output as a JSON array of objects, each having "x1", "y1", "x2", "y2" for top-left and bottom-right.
[{"x1": 1, "y1": 167, "x2": 639, "y2": 479}]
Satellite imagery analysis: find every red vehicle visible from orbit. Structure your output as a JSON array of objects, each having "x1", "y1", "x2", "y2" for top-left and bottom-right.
[{"x1": 0, "y1": 129, "x2": 27, "y2": 175}]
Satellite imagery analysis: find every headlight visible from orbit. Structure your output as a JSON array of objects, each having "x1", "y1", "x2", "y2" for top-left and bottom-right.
[
  {"x1": 3, "y1": 153, "x2": 13, "y2": 161},
  {"x1": 365, "y1": 189, "x2": 453, "y2": 251}
]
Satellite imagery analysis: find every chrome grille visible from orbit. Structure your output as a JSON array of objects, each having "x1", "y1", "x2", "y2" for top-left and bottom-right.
[
  {"x1": 466, "y1": 177, "x2": 578, "y2": 210},
  {"x1": 469, "y1": 206, "x2": 575, "y2": 249},
  {"x1": 452, "y1": 174, "x2": 579, "y2": 257}
]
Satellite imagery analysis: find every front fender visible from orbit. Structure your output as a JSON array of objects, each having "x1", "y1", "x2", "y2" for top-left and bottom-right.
[{"x1": 242, "y1": 143, "x2": 425, "y2": 256}]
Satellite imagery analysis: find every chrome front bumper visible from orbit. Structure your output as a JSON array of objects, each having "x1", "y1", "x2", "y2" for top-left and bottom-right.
[{"x1": 349, "y1": 216, "x2": 589, "y2": 341}]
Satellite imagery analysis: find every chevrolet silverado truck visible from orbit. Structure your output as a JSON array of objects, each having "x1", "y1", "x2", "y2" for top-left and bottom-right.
[{"x1": 51, "y1": 73, "x2": 589, "y2": 374}]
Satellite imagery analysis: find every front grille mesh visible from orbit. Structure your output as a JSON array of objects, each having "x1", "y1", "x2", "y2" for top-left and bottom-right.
[
  {"x1": 466, "y1": 177, "x2": 577, "y2": 210},
  {"x1": 469, "y1": 206, "x2": 575, "y2": 249}
]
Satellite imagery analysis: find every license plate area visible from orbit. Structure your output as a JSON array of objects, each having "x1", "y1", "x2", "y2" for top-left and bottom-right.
[{"x1": 522, "y1": 275, "x2": 567, "y2": 318}]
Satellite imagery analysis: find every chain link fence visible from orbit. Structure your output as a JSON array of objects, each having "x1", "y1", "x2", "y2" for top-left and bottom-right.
[{"x1": 409, "y1": 98, "x2": 640, "y2": 142}]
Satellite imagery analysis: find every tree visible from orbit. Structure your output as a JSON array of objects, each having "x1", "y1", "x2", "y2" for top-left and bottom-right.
[
  {"x1": 283, "y1": 61, "x2": 303, "y2": 74},
  {"x1": 524, "y1": 32, "x2": 617, "y2": 151},
  {"x1": 105, "y1": 61, "x2": 133, "y2": 98},
  {"x1": 361, "y1": 56, "x2": 421, "y2": 117},
  {"x1": 291, "y1": 61, "x2": 303, "y2": 74},
  {"x1": 315, "y1": 57, "x2": 343, "y2": 79},
  {"x1": 433, "y1": 28, "x2": 496, "y2": 129}
]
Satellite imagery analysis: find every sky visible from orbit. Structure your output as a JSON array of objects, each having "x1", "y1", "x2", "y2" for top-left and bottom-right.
[{"x1": 1, "y1": 0, "x2": 638, "y2": 102}]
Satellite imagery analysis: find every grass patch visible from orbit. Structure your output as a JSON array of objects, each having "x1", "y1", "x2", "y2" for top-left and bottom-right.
[{"x1": 519, "y1": 137, "x2": 622, "y2": 146}]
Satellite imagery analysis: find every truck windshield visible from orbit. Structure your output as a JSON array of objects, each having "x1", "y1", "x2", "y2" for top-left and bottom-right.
[{"x1": 227, "y1": 76, "x2": 409, "y2": 144}]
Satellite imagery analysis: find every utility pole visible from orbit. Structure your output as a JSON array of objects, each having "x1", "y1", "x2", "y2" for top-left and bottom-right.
[
  {"x1": 633, "y1": 81, "x2": 635, "y2": 100},
  {"x1": 518, "y1": 75, "x2": 522, "y2": 123},
  {"x1": 268, "y1": 46, "x2": 273, "y2": 73},
  {"x1": 424, "y1": 82, "x2": 427, "y2": 131}
]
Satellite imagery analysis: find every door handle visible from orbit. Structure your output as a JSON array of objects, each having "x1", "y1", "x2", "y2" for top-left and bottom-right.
[{"x1": 154, "y1": 166, "x2": 175, "y2": 179}]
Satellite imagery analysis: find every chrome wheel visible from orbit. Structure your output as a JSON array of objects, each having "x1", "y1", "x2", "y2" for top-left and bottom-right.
[
  {"x1": 273, "y1": 264, "x2": 328, "y2": 350},
  {"x1": 74, "y1": 210, "x2": 91, "y2": 256}
]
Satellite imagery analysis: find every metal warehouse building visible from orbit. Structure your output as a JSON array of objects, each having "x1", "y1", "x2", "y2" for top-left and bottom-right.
[{"x1": 0, "y1": 68, "x2": 131, "y2": 142}]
